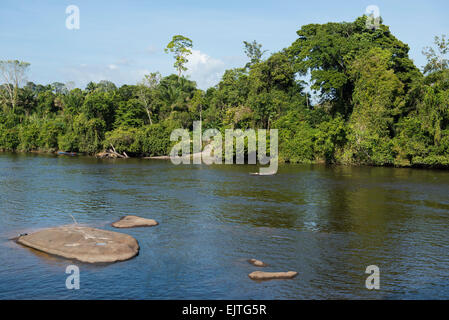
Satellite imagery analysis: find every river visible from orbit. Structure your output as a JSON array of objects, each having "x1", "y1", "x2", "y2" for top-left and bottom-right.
[{"x1": 0, "y1": 152, "x2": 448, "y2": 299}]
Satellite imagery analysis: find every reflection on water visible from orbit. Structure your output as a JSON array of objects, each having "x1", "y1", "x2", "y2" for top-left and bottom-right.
[{"x1": 0, "y1": 152, "x2": 448, "y2": 299}]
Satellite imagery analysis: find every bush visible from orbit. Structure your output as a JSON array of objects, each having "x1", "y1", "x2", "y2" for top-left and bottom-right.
[
  {"x1": 138, "y1": 120, "x2": 180, "y2": 156},
  {"x1": 18, "y1": 120, "x2": 40, "y2": 151},
  {"x1": 104, "y1": 127, "x2": 140, "y2": 154},
  {"x1": 72, "y1": 113, "x2": 106, "y2": 154},
  {"x1": 38, "y1": 118, "x2": 64, "y2": 150},
  {"x1": 0, "y1": 126, "x2": 19, "y2": 151}
]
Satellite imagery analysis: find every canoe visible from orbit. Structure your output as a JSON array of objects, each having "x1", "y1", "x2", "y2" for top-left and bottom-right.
[
  {"x1": 249, "y1": 172, "x2": 276, "y2": 176},
  {"x1": 57, "y1": 151, "x2": 77, "y2": 156}
]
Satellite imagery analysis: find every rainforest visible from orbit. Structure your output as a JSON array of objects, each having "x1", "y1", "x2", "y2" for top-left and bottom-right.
[{"x1": 1, "y1": 16, "x2": 448, "y2": 168}]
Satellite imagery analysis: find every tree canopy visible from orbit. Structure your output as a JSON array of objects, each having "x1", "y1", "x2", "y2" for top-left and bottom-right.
[
  {"x1": 164, "y1": 35, "x2": 193, "y2": 78},
  {"x1": 0, "y1": 16, "x2": 448, "y2": 168}
]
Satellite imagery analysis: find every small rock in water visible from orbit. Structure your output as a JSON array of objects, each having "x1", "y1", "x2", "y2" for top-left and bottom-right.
[
  {"x1": 112, "y1": 215, "x2": 159, "y2": 228},
  {"x1": 248, "y1": 259, "x2": 268, "y2": 267},
  {"x1": 248, "y1": 271, "x2": 298, "y2": 281}
]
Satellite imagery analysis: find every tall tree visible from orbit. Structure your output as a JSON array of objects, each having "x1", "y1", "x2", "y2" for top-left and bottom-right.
[
  {"x1": 243, "y1": 40, "x2": 267, "y2": 67},
  {"x1": 164, "y1": 35, "x2": 193, "y2": 79},
  {"x1": 97, "y1": 80, "x2": 117, "y2": 92},
  {"x1": 0, "y1": 60, "x2": 30, "y2": 111},
  {"x1": 190, "y1": 89, "x2": 205, "y2": 123},
  {"x1": 85, "y1": 81, "x2": 97, "y2": 93},
  {"x1": 51, "y1": 82, "x2": 67, "y2": 95},
  {"x1": 346, "y1": 47, "x2": 404, "y2": 164},
  {"x1": 136, "y1": 72, "x2": 161, "y2": 125},
  {"x1": 422, "y1": 34, "x2": 449, "y2": 75},
  {"x1": 287, "y1": 16, "x2": 420, "y2": 117},
  {"x1": 248, "y1": 52, "x2": 297, "y2": 128}
]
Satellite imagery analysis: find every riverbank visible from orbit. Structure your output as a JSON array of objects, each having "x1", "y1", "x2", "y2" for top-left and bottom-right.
[{"x1": 1, "y1": 148, "x2": 449, "y2": 169}]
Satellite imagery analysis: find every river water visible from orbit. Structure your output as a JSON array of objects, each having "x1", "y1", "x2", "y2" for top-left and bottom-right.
[{"x1": 0, "y1": 152, "x2": 448, "y2": 299}]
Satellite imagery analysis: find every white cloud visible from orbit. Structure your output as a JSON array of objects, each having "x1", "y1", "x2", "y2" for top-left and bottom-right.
[
  {"x1": 185, "y1": 49, "x2": 226, "y2": 89},
  {"x1": 108, "y1": 64, "x2": 118, "y2": 70}
]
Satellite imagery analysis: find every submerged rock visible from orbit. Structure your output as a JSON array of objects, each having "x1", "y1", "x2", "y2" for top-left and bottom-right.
[
  {"x1": 112, "y1": 215, "x2": 159, "y2": 228},
  {"x1": 16, "y1": 225, "x2": 139, "y2": 263},
  {"x1": 248, "y1": 259, "x2": 268, "y2": 267},
  {"x1": 248, "y1": 271, "x2": 298, "y2": 281}
]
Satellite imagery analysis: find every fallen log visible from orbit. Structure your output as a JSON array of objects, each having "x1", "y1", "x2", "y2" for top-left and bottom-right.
[
  {"x1": 248, "y1": 271, "x2": 298, "y2": 281},
  {"x1": 96, "y1": 149, "x2": 126, "y2": 159}
]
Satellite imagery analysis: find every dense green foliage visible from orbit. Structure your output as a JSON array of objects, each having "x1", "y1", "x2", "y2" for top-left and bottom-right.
[{"x1": 1, "y1": 16, "x2": 448, "y2": 167}]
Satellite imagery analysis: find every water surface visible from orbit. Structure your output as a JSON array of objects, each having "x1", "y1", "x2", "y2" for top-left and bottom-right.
[{"x1": 0, "y1": 152, "x2": 448, "y2": 299}]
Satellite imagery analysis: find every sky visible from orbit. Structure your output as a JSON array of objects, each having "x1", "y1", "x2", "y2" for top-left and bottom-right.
[{"x1": 0, "y1": 0, "x2": 448, "y2": 90}]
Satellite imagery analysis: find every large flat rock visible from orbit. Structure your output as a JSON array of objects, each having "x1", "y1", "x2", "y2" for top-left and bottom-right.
[
  {"x1": 16, "y1": 225, "x2": 139, "y2": 263},
  {"x1": 112, "y1": 215, "x2": 159, "y2": 228}
]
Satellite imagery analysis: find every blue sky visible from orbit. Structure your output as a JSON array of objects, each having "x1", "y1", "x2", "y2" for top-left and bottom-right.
[{"x1": 1, "y1": 0, "x2": 448, "y2": 89}]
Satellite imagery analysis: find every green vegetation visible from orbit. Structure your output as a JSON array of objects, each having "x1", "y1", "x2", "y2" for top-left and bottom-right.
[
  {"x1": 164, "y1": 35, "x2": 193, "y2": 79},
  {"x1": 1, "y1": 17, "x2": 449, "y2": 167}
]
